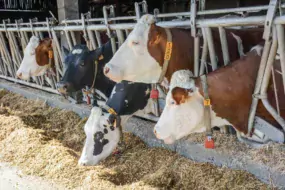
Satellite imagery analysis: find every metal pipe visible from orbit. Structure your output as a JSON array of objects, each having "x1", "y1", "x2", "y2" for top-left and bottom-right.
[
  {"x1": 218, "y1": 27, "x2": 230, "y2": 65},
  {"x1": 247, "y1": 40, "x2": 272, "y2": 136},
  {"x1": 205, "y1": 27, "x2": 217, "y2": 71},
  {"x1": 200, "y1": 28, "x2": 209, "y2": 75},
  {"x1": 0, "y1": 75, "x2": 60, "y2": 94},
  {"x1": 194, "y1": 36, "x2": 200, "y2": 77},
  {"x1": 276, "y1": 24, "x2": 285, "y2": 95},
  {"x1": 94, "y1": 30, "x2": 102, "y2": 47},
  {"x1": 87, "y1": 30, "x2": 97, "y2": 50},
  {"x1": 116, "y1": 29, "x2": 124, "y2": 46},
  {"x1": 258, "y1": 26, "x2": 285, "y2": 130}
]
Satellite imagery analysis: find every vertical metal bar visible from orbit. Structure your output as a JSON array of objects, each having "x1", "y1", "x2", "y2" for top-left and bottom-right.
[
  {"x1": 64, "y1": 30, "x2": 73, "y2": 50},
  {"x1": 190, "y1": 0, "x2": 197, "y2": 37},
  {"x1": 134, "y1": 2, "x2": 141, "y2": 21},
  {"x1": 116, "y1": 29, "x2": 125, "y2": 46},
  {"x1": 205, "y1": 27, "x2": 217, "y2": 71},
  {"x1": 247, "y1": 40, "x2": 272, "y2": 136},
  {"x1": 276, "y1": 24, "x2": 285, "y2": 95},
  {"x1": 194, "y1": 36, "x2": 199, "y2": 77},
  {"x1": 51, "y1": 30, "x2": 64, "y2": 63},
  {"x1": 70, "y1": 30, "x2": 77, "y2": 45},
  {"x1": 94, "y1": 30, "x2": 102, "y2": 47},
  {"x1": 125, "y1": 29, "x2": 130, "y2": 37},
  {"x1": 271, "y1": 67, "x2": 280, "y2": 115},
  {"x1": 103, "y1": 6, "x2": 117, "y2": 54},
  {"x1": 200, "y1": 28, "x2": 209, "y2": 75},
  {"x1": 87, "y1": 30, "x2": 97, "y2": 50},
  {"x1": 219, "y1": 26, "x2": 230, "y2": 65}
]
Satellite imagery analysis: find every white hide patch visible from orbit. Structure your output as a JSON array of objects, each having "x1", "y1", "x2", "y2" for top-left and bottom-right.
[
  {"x1": 145, "y1": 88, "x2": 150, "y2": 96},
  {"x1": 72, "y1": 49, "x2": 83, "y2": 54},
  {"x1": 250, "y1": 45, "x2": 263, "y2": 56},
  {"x1": 138, "y1": 14, "x2": 156, "y2": 25},
  {"x1": 231, "y1": 32, "x2": 245, "y2": 57},
  {"x1": 169, "y1": 70, "x2": 195, "y2": 90}
]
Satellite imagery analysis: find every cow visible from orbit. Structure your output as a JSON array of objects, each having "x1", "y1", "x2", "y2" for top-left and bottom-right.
[
  {"x1": 153, "y1": 45, "x2": 285, "y2": 145},
  {"x1": 56, "y1": 41, "x2": 116, "y2": 102},
  {"x1": 78, "y1": 106, "x2": 120, "y2": 166},
  {"x1": 78, "y1": 81, "x2": 167, "y2": 166},
  {"x1": 104, "y1": 14, "x2": 263, "y2": 86},
  {"x1": 16, "y1": 36, "x2": 55, "y2": 80}
]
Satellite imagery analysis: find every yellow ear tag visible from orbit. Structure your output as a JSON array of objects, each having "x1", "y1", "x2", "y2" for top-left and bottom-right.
[{"x1": 98, "y1": 55, "x2": 104, "y2": 60}]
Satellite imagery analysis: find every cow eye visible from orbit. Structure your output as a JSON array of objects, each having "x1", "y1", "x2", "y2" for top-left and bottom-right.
[
  {"x1": 170, "y1": 100, "x2": 176, "y2": 105},
  {"x1": 132, "y1": 41, "x2": 139, "y2": 45}
]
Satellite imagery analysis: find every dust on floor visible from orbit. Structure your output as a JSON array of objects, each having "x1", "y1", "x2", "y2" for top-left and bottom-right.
[{"x1": 0, "y1": 89, "x2": 276, "y2": 189}]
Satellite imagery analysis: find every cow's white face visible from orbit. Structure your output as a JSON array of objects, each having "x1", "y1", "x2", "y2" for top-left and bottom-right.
[
  {"x1": 104, "y1": 14, "x2": 162, "y2": 83},
  {"x1": 78, "y1": 107, "x2": 120, "y2": 166},
  {"x1": 16, "y1": 36, "x2": 47, "y2": 80},
  {"x1": 154, "y1": 70, "x2": 205, "y2": 144}
]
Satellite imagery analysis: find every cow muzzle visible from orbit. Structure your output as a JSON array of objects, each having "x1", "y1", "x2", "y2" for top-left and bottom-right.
[
  {"x1": 56, "y1": 82, "x2": 71, "y2": 95},
  {"x1": 103, "y1": 63, "x2": 123, "y2": 83},
  {"x1": 16, "y1": 71, "x2": 30, "y2": 80}
]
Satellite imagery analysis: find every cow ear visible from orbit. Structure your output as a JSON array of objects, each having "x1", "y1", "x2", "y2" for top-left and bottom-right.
[
  {"x1": 171, "y1": 87, "x2": 190, "y2": 105},
  {"x1": 148, "y1": 24, "x2": 162, "y2": 46},
  {"x1": 62, "y1": 46, "x2": 70, "y2": 57}
]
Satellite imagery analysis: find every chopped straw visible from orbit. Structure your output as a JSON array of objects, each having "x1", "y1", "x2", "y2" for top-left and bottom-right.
[{"x1": 0, "y1": 89, "x2": 278, "y2": 189}]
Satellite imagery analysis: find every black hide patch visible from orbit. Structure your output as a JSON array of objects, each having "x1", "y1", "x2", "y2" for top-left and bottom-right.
[
  {"x1": 106, "y1": 81, "x2": 151, "y2": 116},
  {"x1": 93, "y1": 131, "x2": 109, "y2": 156},
  {"x1": 104, "y1": 128, "x2": 108, "y2": 134}
]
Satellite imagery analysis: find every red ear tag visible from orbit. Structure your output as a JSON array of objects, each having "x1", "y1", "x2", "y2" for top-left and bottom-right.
[
  {"x1": 204, "y1": 136, "x2": 215, "y2": 149},
  {"x1": 150, "y1": 89, "x2": 159, "y2": 99}
]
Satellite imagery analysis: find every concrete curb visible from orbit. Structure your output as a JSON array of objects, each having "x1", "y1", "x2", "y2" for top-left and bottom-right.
[{"x1": 1, "y1": 79, "x2": 285, "y2": 189}]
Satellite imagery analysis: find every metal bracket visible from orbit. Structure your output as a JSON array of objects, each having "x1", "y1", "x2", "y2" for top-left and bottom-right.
[
  {"x1": 254, "y1": 116, "x2": 285, "y2": 143},
  {"x1": 263, "y1": 0, "x2": 278, "y2": 41}
]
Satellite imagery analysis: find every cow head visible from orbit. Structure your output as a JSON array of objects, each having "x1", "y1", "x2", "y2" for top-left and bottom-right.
[
  {"x1": 154, "y1": 70, "x2": 206, "y2": 144},
  {"x1": 57, "y1": 41, "x2": 113, "y2": 95},
  {"x1": 104, "y1": 14, "x2": 168, "y2": 83},
  {"x1": 17, "y1": 36, "x2": 53, "y2": 80},
  {"x1": 79, "y1": 107, "x2": 120, "y2": 166}
]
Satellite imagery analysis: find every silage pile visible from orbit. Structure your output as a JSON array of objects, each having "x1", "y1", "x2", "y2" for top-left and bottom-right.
[{"x1": 0, "y1": 89, "x2": 273, "y2": 189}]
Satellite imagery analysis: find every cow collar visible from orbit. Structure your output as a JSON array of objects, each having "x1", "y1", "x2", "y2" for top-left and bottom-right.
[
  {"x1": 82, "y1": 60, "x2": 99, "y2": 96},
  {"x1": 158, "y1": 28, "x2": 173, "y2": 84}
]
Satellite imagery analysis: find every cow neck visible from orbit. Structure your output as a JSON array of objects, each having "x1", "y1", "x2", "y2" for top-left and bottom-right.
[{"x1": 157, "y1": 28, "x2": 173, "y2": 84}]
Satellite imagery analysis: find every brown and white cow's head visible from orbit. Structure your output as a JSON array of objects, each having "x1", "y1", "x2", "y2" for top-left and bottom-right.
[
  {"x1": 17, "y1": 36, "x2": 54, "y2": 80},
  {"x1": 154, "y1": 70, "x2": 231, "y2": 144},
  {"x1": 104, "y1": 14, "x2": 167, "y2": 83}
]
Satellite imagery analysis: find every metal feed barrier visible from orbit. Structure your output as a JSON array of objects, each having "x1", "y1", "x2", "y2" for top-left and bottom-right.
[{"x1": 0, "y1": 0, "x2": 284, "y2": 143}]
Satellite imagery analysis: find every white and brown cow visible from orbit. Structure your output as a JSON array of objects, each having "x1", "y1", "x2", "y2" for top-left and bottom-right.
[
  {"x1": 16, "y1": 36, "x2": 55, "y2": 80},
  {"x1": 104, "y1": 14, "x2": 263, "y2": 85},
  {"x1": 154, "y1": 45, "x2": 285, "y2": 144}
]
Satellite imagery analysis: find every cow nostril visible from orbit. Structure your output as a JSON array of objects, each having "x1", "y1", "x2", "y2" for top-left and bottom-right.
[
  {"x1": 154, "y1": 129, "x2": 157, "y2": 135},
  {"x1": 17, "y1": 72, "x2": 22, "y2": 79},
  {"x1": 104, "y1": 66, "x2": 110, "y2": 75}
]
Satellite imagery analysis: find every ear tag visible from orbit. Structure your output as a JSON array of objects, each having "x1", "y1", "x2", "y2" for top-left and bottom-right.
[{"x1": 98, "y1": 54, "x2": 104, "y2": 60}]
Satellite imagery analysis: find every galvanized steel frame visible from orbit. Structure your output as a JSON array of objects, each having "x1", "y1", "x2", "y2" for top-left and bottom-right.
[{"x1": 0, "y1": 0, "x2": 284, "y2": 132}]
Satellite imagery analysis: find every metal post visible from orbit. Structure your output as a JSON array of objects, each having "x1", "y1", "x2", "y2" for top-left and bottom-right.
[
  {"x1": 247, "y1": 40, "x2": 272, "y2": 136},
  {"x1": 205, "y1": 27, "x2": 217, "y2": 71},
  {"x1": 103, "y1": 5, "x2": 117, "y2": 54},
  {"x1": 87, "y1": 30, "x2": 97, "y2": 50},
  {"x1": 94, "y1": 30, "x2": 102, "y2": 47},
  {"x1": 194, "y1": 36, "x2": 200, "y2": 76},
  {"x1": 276, "y1": 24, "x2": 285, "y2": 95},
  {"x1": 200, "y1": 27, "x2": 209, "y2": 75},
  {"x1": 218, "y1": 26, "x2": 230, "y2": 65}
]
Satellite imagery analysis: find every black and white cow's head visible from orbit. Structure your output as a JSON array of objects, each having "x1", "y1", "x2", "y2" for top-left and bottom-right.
[
  {"x1": 79, "y1": 107, "x2": 120, "y2": 166},
  {"x1": 57, "y1": 41, "x2": 115, "y2": 97}
]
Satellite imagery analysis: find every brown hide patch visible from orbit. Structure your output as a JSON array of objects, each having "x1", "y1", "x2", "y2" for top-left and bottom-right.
[
  {"x1": 146, "y1": 24, "x2": 263, "y2": 82},
  {"x1": 196, "y1": 49, "x2": 285, "y2": 134},
  {"x1": 35, "y1": 38, "x2": 54, "y2": 68},
  {"x1": 171, "y1": 87, "x2": 189, "y2": 105}
]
